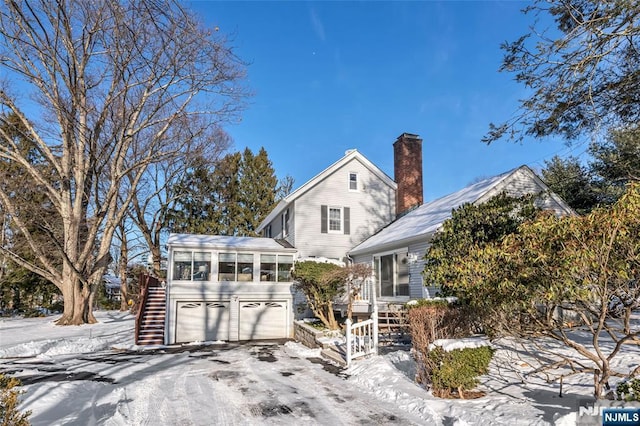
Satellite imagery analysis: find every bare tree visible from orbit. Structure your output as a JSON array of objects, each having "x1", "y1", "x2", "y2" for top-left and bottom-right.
[
  {"x1": 0, "y1": 0, "x2": 248, "y2": 324},
  {"x1": 130, "y1": 126, "x2": 230, "y2": 276}
]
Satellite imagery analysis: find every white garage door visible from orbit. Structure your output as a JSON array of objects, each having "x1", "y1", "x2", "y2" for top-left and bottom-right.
[
  {"x1": 239, "y1": 301, "x2": 288, "y2": 340},
  {"x1": 176, "y1": 301, "x2": 229, "y2": 343}
]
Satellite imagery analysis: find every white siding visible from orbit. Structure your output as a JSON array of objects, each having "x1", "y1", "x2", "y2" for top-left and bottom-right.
[
  {"x1": 293, "y1": 158, "x2": 395, "y2": 260},
  {"x1": 480, "y1": 167, "x2": 572, "y2": 215},
  {"x1": 408, "y1": 240, "x2": 432, "y2": 299}
]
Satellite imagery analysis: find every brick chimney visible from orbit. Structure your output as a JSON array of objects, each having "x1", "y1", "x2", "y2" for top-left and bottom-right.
[{"x1": 394, "y1": 133, "x2": 423, "y2": 217}]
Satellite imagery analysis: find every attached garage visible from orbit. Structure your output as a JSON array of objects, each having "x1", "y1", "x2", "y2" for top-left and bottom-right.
[
  {"x1": 239, "y1": 301, "x2": 289, "y2": 340},
  {"x1": 166, "y1": 234, "x2": 297, "y2": 345},
  {"x1": 175, "y1": 301, "x2": 230, "y2": 343}
]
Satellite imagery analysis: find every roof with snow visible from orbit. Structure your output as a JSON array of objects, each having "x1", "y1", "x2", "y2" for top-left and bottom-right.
[
  {"x1": 167, "y1": 234, "x2": 297, "y2": 252},
  {"x1": 349, "y1": 165, "x2": 573, "y2": 256},
  {"x1": 256, "y1": 149, "x2": 396, "y2": 232}
]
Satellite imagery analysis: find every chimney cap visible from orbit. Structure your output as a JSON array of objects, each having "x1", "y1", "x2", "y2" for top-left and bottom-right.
[
  {"x1": 396, "y1": 132, "x2": 421, "y2": 140},
  {"x1": 344, "y1": 148, "x2": 357, "y2": 156}
]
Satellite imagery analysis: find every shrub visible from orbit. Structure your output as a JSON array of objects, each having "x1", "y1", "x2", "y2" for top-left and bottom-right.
[
  {"x1": 292, "y1": 261, "x2": 345, "y2": 330},
  {"x1": 616, "y1": 378, "x2": 640, "y2": 402},
  {"x1": 427, "y1": 346, "x2": 494, "y2": 399},
  {"x1": 21, "y1": 308, "x2": 45, "y2": 318},
  {"x1": 0, "y1": 374, "x2": 30, "y2": 426},
  {"x1": 407, "y1": 301, "x2": 478, "y2": 385}
]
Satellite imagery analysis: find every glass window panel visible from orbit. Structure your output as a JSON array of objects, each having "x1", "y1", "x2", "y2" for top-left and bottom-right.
[
  {"x1": 219, "y1": 253, "x2": 236, "y2": 262},
  {"x1": 397, "y1": 253, "x2": 410, "y2": 296},
  {"x1": 277, "y1": 255, "x2": 293, "y2": 282},
  {"x1": 173, "y1": 251, "x2": 192, "y2": 280},
  {"x1": 329, "y1": 208, "x2": 341, "y2": 231},
  {"x1": 380, "y1": 254, "x2": 394, "y2": 297},
  {"x1": 237, "y1": 254, "x2": 254, "y2": 282},
  {"x1": 218, "y1": 252, "x2": 236, "y2": 281},
  {"x1": 193, "y1": 252, "x2": 211, "y2": 281},
  {"x1": 349, "y1": 173, "x2": 358, "y2": 190},
  {"x1": 194, "y1": 252, "x2": 211, "y2": 262},
  {"x1": 173, "y1": 251, "x2": 192, "y2": 262},
  {"x1": 260, "y1": 255, "x2": 276, "y2": 282}
]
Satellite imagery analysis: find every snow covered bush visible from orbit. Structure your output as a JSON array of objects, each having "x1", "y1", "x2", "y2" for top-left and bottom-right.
[
  {"x1": 0, "y1": 374, "x2": 30, "y2": 426},
  {"x1": 427, "y1": 346, "x2": 494, "y2": 399}
]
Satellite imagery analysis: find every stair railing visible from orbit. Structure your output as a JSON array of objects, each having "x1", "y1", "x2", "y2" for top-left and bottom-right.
[{"x1": 134, "y1": 273, "x2": 151, "y2": 345}]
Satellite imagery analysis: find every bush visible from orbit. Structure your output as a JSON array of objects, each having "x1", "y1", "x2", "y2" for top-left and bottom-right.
[
  {"x1": 616, "y1": 378, "x2": 640, "y2": 402},
  {"x1": 0, "y1": 374, "x2": 30, "y2": 426},
  {"x1": 427, "y1": 346, "x2": 494, "y2": 399},
  {"x1": 21, "y1": 308, "x2": 45, "y2": 318},
  {"x1": 408, "y1": 301, "x2": 478, "y2": 385}
]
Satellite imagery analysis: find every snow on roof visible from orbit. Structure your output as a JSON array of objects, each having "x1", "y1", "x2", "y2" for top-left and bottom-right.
[
  {"x1": 167, "y1": 233, "x2": 297, "y2": 252},
  {"x1": 349, "y1": 167, "x2": 520, "y2": 255},
  {"x1": 103, "y1": 275, "x2": 121, "y2": 289}
]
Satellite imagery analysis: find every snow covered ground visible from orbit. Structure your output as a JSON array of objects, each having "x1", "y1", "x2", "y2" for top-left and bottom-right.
[{"x1": 1, "y1": 310, "x2": 639, "y2": 425}]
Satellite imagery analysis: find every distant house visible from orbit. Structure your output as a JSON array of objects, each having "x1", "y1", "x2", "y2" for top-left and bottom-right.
[
  {"x1": 349, "y1": 164, "x2": 575, "y2": 303},
  {"x1": 103, "y1": 275, "x2": 122, "y2": 301},
  {"x1": 163, "y1": 234, "x2": 297, "y2": 344},
  {"x1": 256, "y1": 147, "x2": 398, "y2": 263}
]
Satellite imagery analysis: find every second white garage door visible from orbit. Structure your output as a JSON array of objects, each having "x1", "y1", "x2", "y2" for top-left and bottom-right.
[{"x1": 239, "y1": 301, "x2": 288, "y2": 340}]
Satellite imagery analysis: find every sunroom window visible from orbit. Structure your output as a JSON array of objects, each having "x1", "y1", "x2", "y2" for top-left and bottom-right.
[
  {"x1": 260, "y1": 254, "x2": 294, "y2": 282},
  {"x1": 219, "y1": 252, "x2": 254, "y2": 281},
  {"x1": 173, "y1": 251, "x2": 211, "y2": 281}
]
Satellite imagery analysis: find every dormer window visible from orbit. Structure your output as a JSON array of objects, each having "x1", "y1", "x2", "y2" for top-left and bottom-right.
[{"x1": 349, "y1": 172, "x2": 358, "y2": 191}]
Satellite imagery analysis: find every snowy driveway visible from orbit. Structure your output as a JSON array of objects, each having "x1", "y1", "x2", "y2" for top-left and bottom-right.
[{"x1": 1, "y1": 341, "x2": 426, "y2": 425}]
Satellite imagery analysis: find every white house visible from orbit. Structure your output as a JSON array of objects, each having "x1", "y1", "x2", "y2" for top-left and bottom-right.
[
  {"x1": 152, "y1": 133, "x2": 575, "y2": 344},
  {"x1": 165, "y1": 234, "x2": 297, "y2": 344},
  {"x1": 256, "y1": 146, "x2": 398, "y2": 262}
]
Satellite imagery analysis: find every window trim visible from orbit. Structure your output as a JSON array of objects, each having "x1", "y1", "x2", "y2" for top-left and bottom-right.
[
  {"x1": 348, "y1": 172, "x2": 358, "y2": 191},
  {"x1": 328, "y1": 206, "x2": 342, "y2": 233}
]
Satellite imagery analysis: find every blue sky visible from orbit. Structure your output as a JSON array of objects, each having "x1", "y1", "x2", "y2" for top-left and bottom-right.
[{"x1": 189, "y1": 1, "x2": 582, "y2": 202}]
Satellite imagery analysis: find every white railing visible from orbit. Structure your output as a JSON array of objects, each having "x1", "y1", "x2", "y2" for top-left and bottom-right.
[{"x1": 345, "y1": 315, "x2": 378, "y2": 366}]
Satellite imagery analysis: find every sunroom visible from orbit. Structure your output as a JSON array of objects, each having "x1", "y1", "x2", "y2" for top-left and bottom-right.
[{"x1": 165, "y1": 234, "x2": 297, "y2": 344}]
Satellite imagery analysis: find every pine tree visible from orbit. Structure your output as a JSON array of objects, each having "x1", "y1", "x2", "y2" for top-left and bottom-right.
[{"x1": 167, "y1": 147, "x2": 282, "y2": 237}]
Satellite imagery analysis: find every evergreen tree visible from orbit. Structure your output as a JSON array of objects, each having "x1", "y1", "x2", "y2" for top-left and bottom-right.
[
  {"x1": 541, "y1": 126, "x2": 640, "y2": 213},
  {"x1": 485, "y1": 0, "x2": 640, "y2": 144},
  {"x1": 0, "y1": 113, "x2": 60, "y2": 311},
  {"x1": 167, "y1": 147, "x2": 283, "y2": 237},
  {"x1": 541, "y1": 156, "x2": 599, "y2": 215},
  {"x1": 239, "y1": 147, "x2": 279, "y2": 235}
]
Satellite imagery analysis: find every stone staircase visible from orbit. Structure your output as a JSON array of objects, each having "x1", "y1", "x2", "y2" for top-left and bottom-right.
[{"x1": 136, "y1": 286, "x2": 166, "y2": 345}]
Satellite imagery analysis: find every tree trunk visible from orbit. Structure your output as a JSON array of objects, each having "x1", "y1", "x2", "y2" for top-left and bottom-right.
[
  {"x1": 119, "y1": 230, "x2": 129, "y2": 311},
  {"x1": 55, "y1": 273, "x2": 96, "y2": 325},
  {"x1": 151, "y1": 244, "x2": 162, "y2": 277}
]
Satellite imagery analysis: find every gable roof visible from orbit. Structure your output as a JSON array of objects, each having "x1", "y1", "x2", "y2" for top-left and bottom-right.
[
  {"x1": 256, "y1": 149, "x2": 396, "y2": 232},
  {"x1": 349, "y1": 165, "x2": 573, "y2": 256}
]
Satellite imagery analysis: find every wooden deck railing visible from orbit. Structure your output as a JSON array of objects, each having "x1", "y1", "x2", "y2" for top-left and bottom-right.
[{"x1": 134, "y1": 273, "x2": 160, "y2": 344}]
